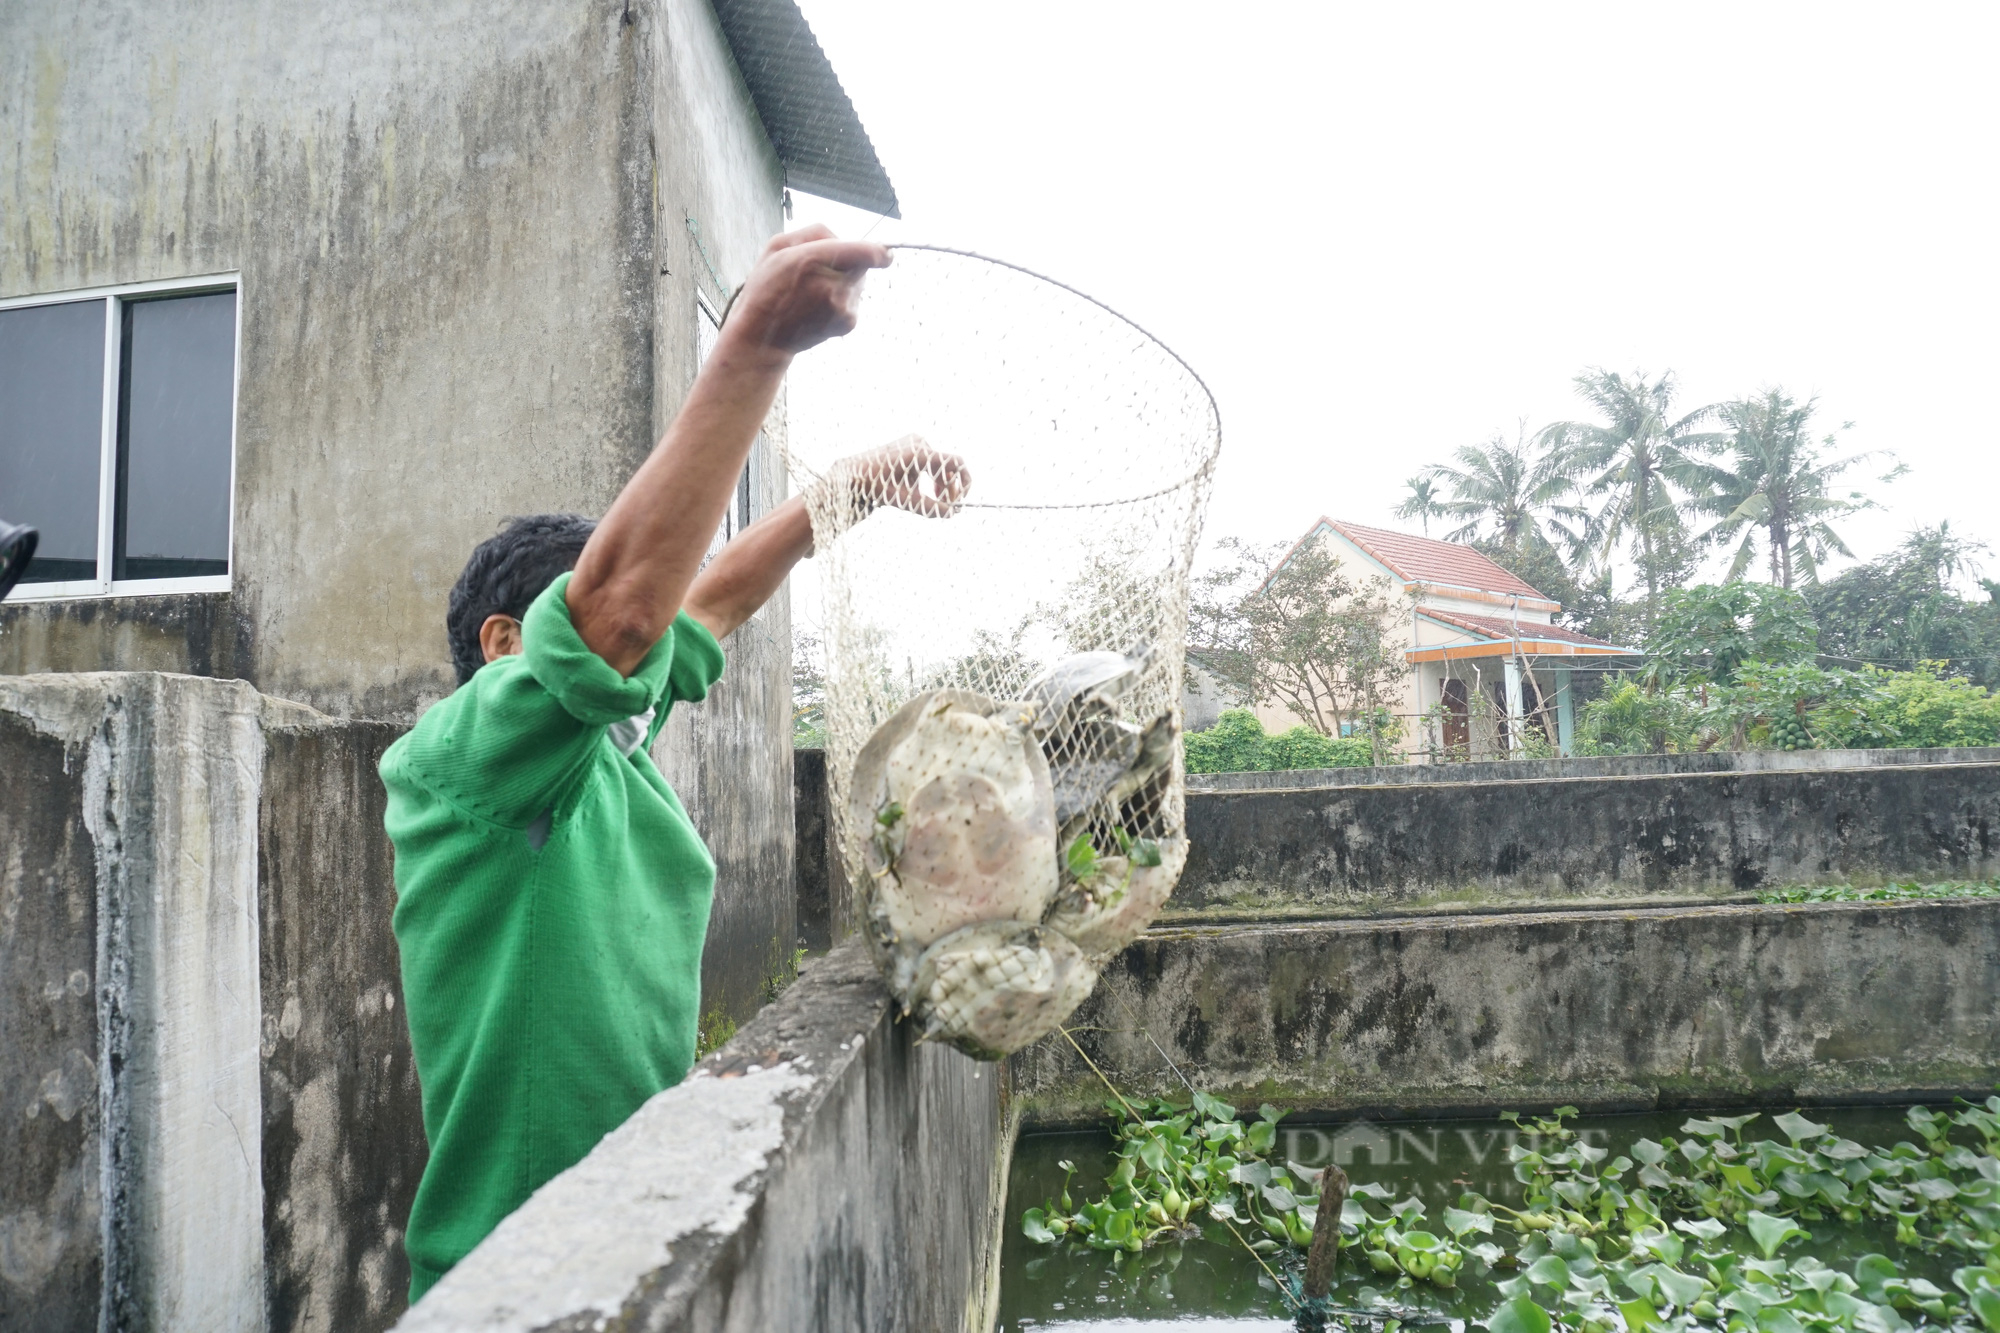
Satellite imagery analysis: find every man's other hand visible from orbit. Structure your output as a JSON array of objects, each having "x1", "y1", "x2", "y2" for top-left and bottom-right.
[
  {"x1": 723, "y1": 226, "x2": 892, "y2": 358},
  {"x1": 844, "y1": 436, "x2": 972, "y2": 519}
]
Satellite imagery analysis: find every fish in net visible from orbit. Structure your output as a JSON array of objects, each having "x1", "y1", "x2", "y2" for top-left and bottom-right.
[{"x1": 782, "y1": 245, "x2": 1220, "y2": 1059}]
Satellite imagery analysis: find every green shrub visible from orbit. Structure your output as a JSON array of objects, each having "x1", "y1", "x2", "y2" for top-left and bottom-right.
[
  {"x1": 1183, "y1": 710, "x2": 1269, "y2": 773},
  {"x1": 1184, "y1": 709, "x2": 1373, "y2": 773},
  {"x1": 1864, "y1": 664, "x2": 2000, "y2": 747},
  {"x1": 1573, "y1": 680, "x2": 1699, "y2": 755},
  {"x1": 1265, "y1": 725, "x2": 1373, "y2": 771}
]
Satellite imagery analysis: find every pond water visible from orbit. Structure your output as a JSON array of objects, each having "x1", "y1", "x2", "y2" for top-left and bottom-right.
[{"x1": 995, "y1": 1106, "x2": 1965, "y2": 1333}]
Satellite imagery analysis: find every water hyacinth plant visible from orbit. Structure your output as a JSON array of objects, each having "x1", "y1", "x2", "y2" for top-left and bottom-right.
[{"x1": 1022, "y1": 1095, "x2": 2000, "y2": 1332}]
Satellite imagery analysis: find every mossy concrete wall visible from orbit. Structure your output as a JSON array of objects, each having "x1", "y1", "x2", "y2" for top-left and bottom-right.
[
  {"x1": 1174, "y1": 761, "x2": 2000, "y2": 917},
  {"x1": 1010, "y1": 899, "x2": 2000, "y2": 1126},
  {"x1": 0, "y1": 673, "x2": 425, "y2": 1331},
  {"x1": 1, "y1": 671, "x2": 805, "y2": 1329}
]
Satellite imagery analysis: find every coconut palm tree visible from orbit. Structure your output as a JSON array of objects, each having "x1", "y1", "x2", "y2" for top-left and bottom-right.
[
  {"x1": 1693, "y1": 389, "x2": 1901, "y2": 588},
  {"x1": 1393, "y1": 474, "x2": 1445, "y2": 536},
  {"x1": 1416, "y1": 421, "x2": 1590, "y2": 564},
  {"x1": 1538, "y1": 370, "x2": 1722, "y2": 622}
]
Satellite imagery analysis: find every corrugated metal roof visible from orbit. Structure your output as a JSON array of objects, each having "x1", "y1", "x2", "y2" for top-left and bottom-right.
[
  {"x1": 1324, "y1": 519, "x2": 1551, "y2": 601},
  {"x1": 711, "y1": 0, "x2": 900, "y2": 217},
  {"x1": 1421, "y1": 608, "x2": 1631, "y2": 651}
]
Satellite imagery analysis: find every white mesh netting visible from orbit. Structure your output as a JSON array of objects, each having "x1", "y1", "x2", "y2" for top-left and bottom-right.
[{"x1": 781, "y1": 246, "x2": 1221, "y2": 1058}]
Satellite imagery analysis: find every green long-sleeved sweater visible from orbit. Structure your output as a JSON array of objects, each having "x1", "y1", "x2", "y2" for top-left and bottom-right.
[{"x1": 381, "y1": 572, "x2": 725, "y2": 1301}]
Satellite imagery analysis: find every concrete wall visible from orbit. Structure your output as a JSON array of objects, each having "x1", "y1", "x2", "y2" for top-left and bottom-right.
[
  {"x1": 1174, "y1": 760, "x2": 2000, "y2": 917},
  {"x1": 1010, "y1": 899, "x2": 2000, "y2": 1125},
  {"x1": 2, "y1": 668, "x2": 813, "y2": 1330},
  {"x1": 256, "y1": 713, "x2": 424, "y2": 1332},
  {"x1": 396, "y1": 940, "x2": 1010, "y2": 1333},
  {"x1": 0, "y1": 674, "x2": 426, "y2": 1331},
  {"x1": 0, "y1": 688, "x2": 102, "y2": 1329}
]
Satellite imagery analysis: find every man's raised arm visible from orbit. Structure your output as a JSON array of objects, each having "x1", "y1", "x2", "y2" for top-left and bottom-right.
[{"x1": 564, "y1": 226, "x2": 889, "y2": 675}]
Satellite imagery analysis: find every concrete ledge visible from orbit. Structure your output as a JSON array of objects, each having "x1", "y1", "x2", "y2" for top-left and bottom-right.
[
  {"x1": 397, "y1": 940, "x2": 1009, "y2": 1333},
  {"x1": 1187, "y1": 746, "x2": 2000, "y2": 792},
  {"x1": 1172, "y1": 762, "x2": 2000, "y2": 916},
  {"x1": 1010, "y1": 899, "x2": 2000, "y2": 1125}
]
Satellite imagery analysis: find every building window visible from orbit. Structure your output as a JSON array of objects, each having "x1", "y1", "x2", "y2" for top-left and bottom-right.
[
  {"x1": 0, "y1": 276, "x2": 240, "y2": 600},
  {"x1": 694, "y1": 289, "x2": 752, "y2": 564}
]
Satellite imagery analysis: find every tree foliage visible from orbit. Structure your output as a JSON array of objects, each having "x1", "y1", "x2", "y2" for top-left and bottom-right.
[
  {"x1": 1409, "y1": 422, "x2": 1590, "y2": 563},
  {"x1": 1693, "y1": 390, "x2": 1898, "y2": 588},
  {"x1": 1189, "y1": 534, "x2": 1410, "y2": 749},
  {"x1": 1808, "y1": 524, "x2": 2000, "y2": 687},
  {"x1": 1538, "y1": 369, "x2": 1722, "y2": 622},
  {"x1": 1642, "y1": 583, "x2": 1818, "y2": 689}
]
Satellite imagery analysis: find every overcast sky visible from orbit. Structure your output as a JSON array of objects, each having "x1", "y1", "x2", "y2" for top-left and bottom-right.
[{"x1": 786, "y1": 1, "x2": 2000, "y2": 594}]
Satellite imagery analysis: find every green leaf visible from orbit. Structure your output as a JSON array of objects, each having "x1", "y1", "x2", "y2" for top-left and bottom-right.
[
  {"x1": 1673, "y1": 1216, "x2": 1727, "y2": 1240},
  {"x1": 1065, "y1": 834, "x2": 1099, "y2": 880},
  {"x1": 1630, "y1": 1138, "x2": 1669, "y2": 1166},
  {"x1": 1968, "y1": 1289, "x2": 2000, "y2": 1333},
  {"x1": 1229, "y1": 1160, "x2": 1271, "y2": 1188},
  {"x1": 1022, "y1": 1207, "x2": 1056, "y2": 1243},
  {"x1": 1137, "y1": 1136, "x2": 1168, "y2": 1174},
  {"x1": 1245, "y1": 1120, "x2": 1277, "y2": 1154},
  {"x1": 1854, "y1": 1255, "x2": 1899, "y2": 1302},
  {"x1": 1757, "y1": 1307, "x2": 1806, "y2": 1333},
  {"x1": 1745, "y1": 1210, "x2": 1808, "y2": 1258},
  {"x1": 1130, "y1": 837, "x2": 1163, "y2": 868},
  {"x1": 874, "y1": 801, "x2": 904, "y2": 826},
  {"x1": 1191, "y1": 1089, "x2": 1236, "y2": 1122},
  {"x1": 1774, "y1": 1111, "x2": 1830, "y2": 1142},
  {"x1": 1632, "y1": 1229, "x2": 1684, "y2": 1266},
  {"x1": 1442, "y1": 1206, "x2": 1495, "y2": 1237},
  {"x1": 1654, "y1": 1268, "x2": 1708, "y2": 1310},
  {"x1": 1618, "y1": 1299, "x2": 1659, "y2": 1331},
  {"x1": 1488, "y1": 1294, "x2": 1553, "y2": 1333},
  {"x1": 1262, "y1": 1183, "x2": 1299, "y2": 1212},
  {"x1": 1526, "y1": 1255, "x2": 1572, "y2": 1288}
]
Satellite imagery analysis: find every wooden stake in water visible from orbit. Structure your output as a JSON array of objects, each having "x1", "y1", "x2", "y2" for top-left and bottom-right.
[{"x1": 1303, "y1": 1163, "x2": 1350, "y2": 1300}]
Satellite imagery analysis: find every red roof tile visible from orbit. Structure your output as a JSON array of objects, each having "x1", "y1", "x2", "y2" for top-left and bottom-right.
[
  {"x1": 1323, "y1": 519, "x2": 1551, "y2": 601},
  {"x1": 1421, "y1": 607, "x2": 1629, "y2": 650}
]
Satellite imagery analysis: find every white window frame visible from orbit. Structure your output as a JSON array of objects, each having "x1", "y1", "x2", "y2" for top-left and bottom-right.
[{"x1": 1, "y1": 271, "x2": 243, "y2": 603}]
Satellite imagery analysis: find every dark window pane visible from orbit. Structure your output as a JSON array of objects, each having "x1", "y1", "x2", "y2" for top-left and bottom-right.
[
  {"x1": 116, "y1": 291, "x2": 236, "y2": 580},
  {"x1": 0, "y1": 300, "x2": 105, "y2": 584}
]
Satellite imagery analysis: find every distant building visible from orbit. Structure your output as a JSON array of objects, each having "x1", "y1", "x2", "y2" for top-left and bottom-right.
[
  {"x1": 1181, "y1": 647, "x2": 1250, "y2": 730},
  {"x1": 1252, "y1": 518, "x2": 1637, "y2": 759}
]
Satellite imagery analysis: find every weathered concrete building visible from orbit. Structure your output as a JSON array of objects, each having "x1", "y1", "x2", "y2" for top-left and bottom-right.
[
  {"x1": 1, "y1": 0, "x2": 901, "y2": 1092},
  {"x1": 1, "y1": 1, "x2": 894, "y2": 1328}
]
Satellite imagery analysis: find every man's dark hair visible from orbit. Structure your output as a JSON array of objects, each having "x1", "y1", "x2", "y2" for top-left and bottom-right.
[{"x1": 447, "y1": 514, "x2": 597, "y2": 684}]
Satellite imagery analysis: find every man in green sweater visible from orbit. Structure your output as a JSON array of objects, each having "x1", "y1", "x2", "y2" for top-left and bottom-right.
[{"x1": 380, "y1": 227, "x2": 968, "y2": 1302}]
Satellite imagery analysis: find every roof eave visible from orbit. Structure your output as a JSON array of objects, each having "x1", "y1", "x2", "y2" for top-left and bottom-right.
[{"x1": 710, "y1": 0, "x2": 901, "y2": 218}]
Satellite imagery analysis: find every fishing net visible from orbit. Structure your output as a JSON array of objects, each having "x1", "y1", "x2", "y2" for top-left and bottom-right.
[{"x1": 781, "y1": 245, "x2": 1220, "y2": 1056}]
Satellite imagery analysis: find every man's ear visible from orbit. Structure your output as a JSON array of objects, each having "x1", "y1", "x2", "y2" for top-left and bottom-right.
[{"x1": 480, "y1": 614, "x2": 524, "y2": 663}]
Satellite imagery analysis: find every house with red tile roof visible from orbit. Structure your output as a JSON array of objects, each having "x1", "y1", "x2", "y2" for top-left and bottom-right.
[{"x1": 1252, "y1": 518, "x2": 1639, "y2": 759}]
